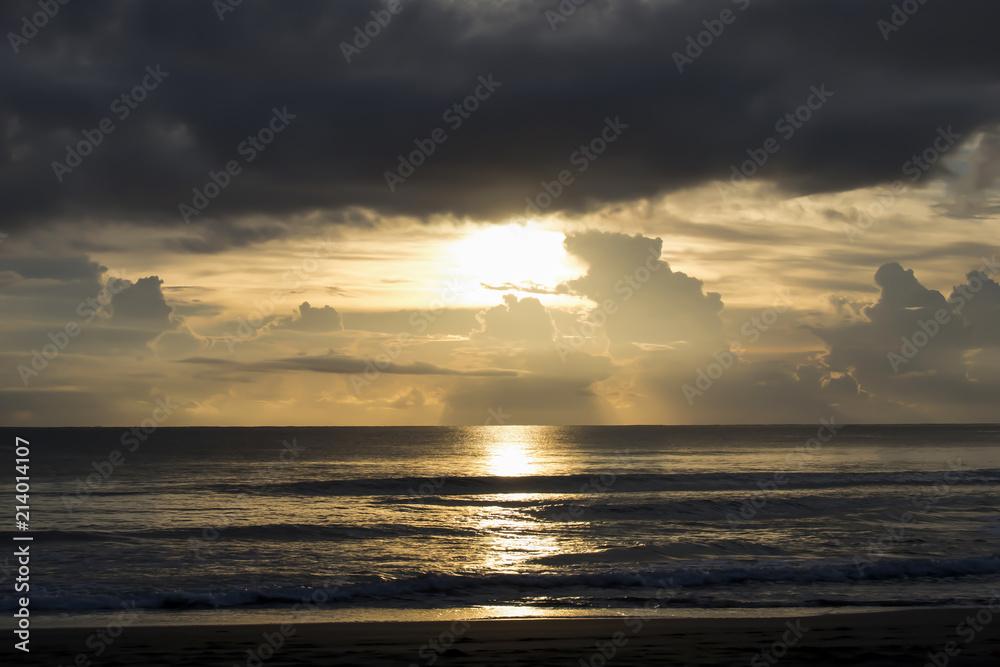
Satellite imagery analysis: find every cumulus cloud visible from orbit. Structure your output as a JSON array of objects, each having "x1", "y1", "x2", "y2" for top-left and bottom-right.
[
  {"x1": 2, "y1": 1, "x2": 998, "y2": 426},
  {"x1": 949, "y1": 269, "x2": 1000, "y2": 346},
  {"x1": 280, "y1": 301, "x2": 344, "y2": 332},
  {"x1": 561, "y1": 231, "x2": 723, "y2": 346},
  {"x1": 111, "y1": 276, "x2": 173, "y2": 326},
  {"x1": 475, "y1": 294, "x2": 555, "y2": 342},
  {"x1": 809, "y1": 260, "x2": 1000, "y2": 420},
  {"x1": 389, "y1": 387, "x2": 425, "y2": 409},
  {"x1": 941, "y1": 126, "x2": 1000, "y2": 218}
]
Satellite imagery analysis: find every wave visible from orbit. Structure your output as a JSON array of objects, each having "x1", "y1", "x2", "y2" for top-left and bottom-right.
[
  {"x1": 6, "y1": 555, "x2": 999, "y2": 612},
  {"x1": 0, "y1": 523, "x2": 478, "y2": 543},
  {"x1": 193, "y1": 469, "x2": 1000, "y2": 497}
]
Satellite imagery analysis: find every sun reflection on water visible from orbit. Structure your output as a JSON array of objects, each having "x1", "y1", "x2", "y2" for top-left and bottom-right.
[
  {"x1": 461, "y1": 427, "x2": 569, "y2": 575},
  {"x1": 475, "y1": 509, "x2": 562, "y2": 572},
  {"x1": 478, "y1": 425, "x2": 542, "y2": 477}
]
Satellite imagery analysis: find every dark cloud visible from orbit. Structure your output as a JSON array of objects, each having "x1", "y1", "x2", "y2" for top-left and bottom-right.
[
  {"x1": 3, "y1": 0, "x2": 999, "y2": 238},
  {"x1": 179, "y1": 355, "x2": 518, "y2": 378},
  {"x1": 0, "y1": 256, "x2": 105, "y2": 282},
  {"x1": 812, "y1": 261, "x2": 1000, "y2": 419},
  {"x1": 162, "y1": 220, "x2": 290, "y2": 254},
  {"x1": 111, "y1": 276, "x2": 173, "y2": 326},
  {"x1": 949, "y1": 269, "x2": 1000, "y2": 347}
]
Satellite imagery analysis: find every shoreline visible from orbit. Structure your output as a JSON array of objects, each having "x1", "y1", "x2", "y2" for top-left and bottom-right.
[
  {"x1": 14, "y1": 603, "x2": 926, "y2": 629},
  {"x1": 6, "y1": 607, "x2": 999, "y2": 666},
  {"x1": 11, "y1": 603, "x2": 983, "y2": 627}
]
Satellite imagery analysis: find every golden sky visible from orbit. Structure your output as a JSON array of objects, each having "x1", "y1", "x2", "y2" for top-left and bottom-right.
[{"x1": 2, "y1": 1, "x2": 999, "y2": 426}]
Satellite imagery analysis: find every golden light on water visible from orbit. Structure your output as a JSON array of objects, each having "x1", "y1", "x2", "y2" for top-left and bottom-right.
[
  {"x1": 479, "y1": 425, "x2": 540, "y2": 477},
  {"x1": 474, "y1": 499, "x2": 563, "y2": 573},
  {"x1": 486, "y1": 444, "x2": 533, "y2": 477},
  {"x1": 463, "y1": 428, "x2": 568, "y2": 573}
]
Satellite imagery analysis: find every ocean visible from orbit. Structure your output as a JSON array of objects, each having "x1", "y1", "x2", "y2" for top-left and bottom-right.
[{"x1": 3, "y1": 425, "x2": 999, "y2": 628}]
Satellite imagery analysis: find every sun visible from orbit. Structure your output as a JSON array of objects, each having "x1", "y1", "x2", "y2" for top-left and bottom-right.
[{"x1": 448, "y1": 224, "x2": 580, "y2": 302}]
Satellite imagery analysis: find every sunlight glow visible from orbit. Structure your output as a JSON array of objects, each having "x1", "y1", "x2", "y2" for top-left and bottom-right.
[
  {"x1": 449, "y1": 224, "x2": 578, "y2": 297},
  {"x1": 486, "y1": 441, "x2": 534, "y2": 477}
]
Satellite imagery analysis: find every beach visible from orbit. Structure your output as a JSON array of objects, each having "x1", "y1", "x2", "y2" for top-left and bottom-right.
[
  {"x1": 7, "y1": 608, "x2": 1000, "y2": 666},
  {"x1": 5, "y1": 426, "x2": 999, "y2": 665}
]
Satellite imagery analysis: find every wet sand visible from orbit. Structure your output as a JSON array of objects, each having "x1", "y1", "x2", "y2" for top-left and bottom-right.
[{"x1": 6, "y1": 608, "x2": 1000, "y2": 666}]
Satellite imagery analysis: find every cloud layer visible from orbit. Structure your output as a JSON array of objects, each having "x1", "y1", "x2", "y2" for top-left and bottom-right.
[{"x1": 3, "y1": 0, "x2": 1000, "y2": 239}]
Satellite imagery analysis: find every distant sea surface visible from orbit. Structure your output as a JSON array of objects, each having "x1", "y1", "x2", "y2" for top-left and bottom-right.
[{"x1": 2, "y1": 425, "x2": 999, "y2": 626}]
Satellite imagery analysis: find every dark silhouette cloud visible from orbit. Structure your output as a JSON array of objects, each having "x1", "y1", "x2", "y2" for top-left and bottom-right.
[
  {"x1": 111, "y1": 276, "x2": 173, "y2": 326},
  {"x1": 179, "y1": 355, "x2": 518, "y2": 378},
  {"x1": 0, "y1": 256, "x2": 105, "y2": 283},
  {"x1": 2, "y1": 0, "x2": 999, "y2": 241}
]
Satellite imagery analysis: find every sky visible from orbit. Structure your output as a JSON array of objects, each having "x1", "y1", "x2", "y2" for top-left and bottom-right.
[{"x1": 2, "y1": 0, "x2": 999, "y2": 426}]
